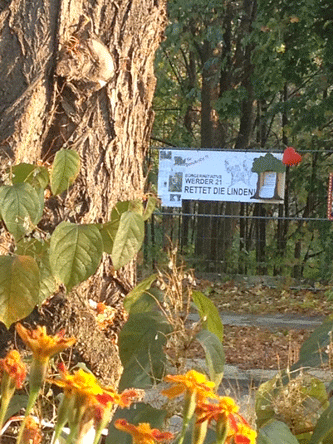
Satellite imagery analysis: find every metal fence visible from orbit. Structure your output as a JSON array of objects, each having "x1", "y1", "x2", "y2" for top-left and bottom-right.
[{"x1": 143, "y1": 148, "x2": 333, "y2": 282}]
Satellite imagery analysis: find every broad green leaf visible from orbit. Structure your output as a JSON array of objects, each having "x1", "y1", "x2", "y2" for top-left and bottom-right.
[
  {"x1": 258, "y1": 420, "x2": 299, "y2": 444},
  {"x1": 128, "y1": 199, "x2": 144, "y2": 215},
  {"x1": 100, "y1": 200, "x2": 143, "y2": 254},
  {"x1": 50, "y1": 149, "x2": 80, "y2": 195},
  {"x1": 16, "y1": 239, "x2": 57, "y2": 304},
  {"x1": 11, "y1": 163, "x2": 49, "y2": 189},
  {"x1": 0, "y1": 255, "x2": 40, "y2": 328},
  {"x1": 192, "y1": 290, "x2": 223, "y2": 342},
  {"x1": 195, "y1": 329, "x2": 225, "y2": 387},
  {"x1": 49, "y1": 222, "x2": 103, "y2": 291},
  {"x1": 124, "y1": 287, "x2": 163, "y2": 315},
  {"x1": 292, "y1": 314, "x2": 333, "y2": 370},
  {"x1": 309, "y1": 399, "x2": 333, "y2": 444},
  {"x1": 5, "y1": 394, "x2": 29, "y2": 423},
  {"x1": 111, "y1": 211, "x2": 145, "y2": 270},
  {"x1": 123, "y1": 274, "x2": 157, "y2": 313},
  {"x1": 142, "y1": 196, "x2": 158, "y2": 220},
  {"x1": 0, "y1": 183, "x2": 44, "y2": 240},
  {"x1": 110, "y1": 201, "x2": 132, "y2": 219},
  {"x1": 99, "y1": 220, "x2": 119, "y2": 254},
  {"x1": 110, "y1": 200, "x2": 143, "y2": 220},
  {"x1": 107, "y1": 403, "x2": 167, "y2": 444},
  {"x1": 118, "y1": 311, "x2": 172, "y2": 390}
]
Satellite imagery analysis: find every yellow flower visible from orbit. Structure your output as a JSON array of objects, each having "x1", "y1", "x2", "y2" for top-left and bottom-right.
[
  {"x1": 0, "y1": 350, "x2": 26, "y2": 389},
  {"x1": 15, "y1": 324, "x2": 76, "y2": 362},
  {"x1": 0, "y1": 350, "x2": 27, "y2": 431},
  {"x1": 228, "y1": 423, "x2": 257, "y2": 444},
  {"x1": 196, "y1": 396, "x2": 239, "y2": 424},
  {"x1": 162, "y1": 370, "x2": 215, "y2": 401},
  {"x1": 22, "y1": 416, "x2": 42, "y2": 444},
  {"x1": 115, "y1": 419, "x2": 174, "y2": 444},
  {"x1": 51, "y1": 365, "x2": 103, "y2": 402},
  {"x1": 96, "y1": 387, "x2": 142, "y2": 409},
  {"x1": 14, "y1": 324, "x2": 76, "y2": 444}
]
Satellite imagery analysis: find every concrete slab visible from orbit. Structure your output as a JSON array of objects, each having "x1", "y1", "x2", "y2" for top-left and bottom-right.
[{"x1": 188, "y1": 311, "x2": 325, "y2": 330}]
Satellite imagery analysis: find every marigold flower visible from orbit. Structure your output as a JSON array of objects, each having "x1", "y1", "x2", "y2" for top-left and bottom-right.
[
  {"x1": 0, "y1": 350, "x2": 26, "y2": 389},
  {"x1": 15, "y1": 325, "x2": 75, "y2": 444},
  {"x1": 22, "y1": 416, "x2": 42, "y2": 444},
  {"x1": 162, "y1": 370, "x2": 215, "y2": 401},
  {"x1": 15, "y1": 324, "x2": 76, "y2": 362},
  {"x1": 115, "y1": 419, "x2": 174, "y2": 444},
  {"x1": 196, "y1": 396, "x2": 239, "y2": 424},
  {"x1": 51, "y1": 367, "x2": 104, "y2": 402},
  {"x1": 96, "y1": 387, "x2": 141, "y2": 409},
  {"x1": 0, "y1": 350, "x2": 27, "y2": 431},
  {"x1": 228, "y1": 423, "x2": 257, "y2": 444}
]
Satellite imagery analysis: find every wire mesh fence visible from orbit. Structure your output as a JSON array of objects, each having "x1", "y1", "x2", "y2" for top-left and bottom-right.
[{"x1": 143, "y1": 148, "x2": 333, "y2": 282}]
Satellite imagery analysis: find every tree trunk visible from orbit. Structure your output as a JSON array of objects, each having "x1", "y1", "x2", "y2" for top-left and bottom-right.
[{"x1": 0, "y1": 0, "x2": 166, "y2": 384}]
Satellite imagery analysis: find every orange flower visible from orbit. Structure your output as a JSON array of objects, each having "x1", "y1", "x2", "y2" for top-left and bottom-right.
[
  {"x1": 51, "y1": 366, "x2": 103, "y2": 402},
  {"x1": 22, "y1": 416, "x2": 42, "y2": 444},
  {"x1": 0, "y1": 350, "x2": 26, "y2": 389},
  {"x1": 228, "y1": 423, "x2": 257, "y2": 444},
  {"x1": 115, "y1": 419, "x2": 174, "y2": 444},
  {"x1": 96, "y1": 388, "x2": 141, "y2": 409},
  {"x1": 15, "y1": 324, "x2": 76, "y2": 362},
  {"x1": 195, "y1": 396, "x2": 256, "y2": 444},
  {"x1": 0, "y1": 350, "x2": 27, "y2": 431},
  {"x1": 196, "y1": 396, "x2": 239, "y2": 424},
  {"x1": 14, "y1": 327, "x2": 75, "y2": 444},
  {"x1": 162, "y1": 370, "x2": 215, "y2": 401}
]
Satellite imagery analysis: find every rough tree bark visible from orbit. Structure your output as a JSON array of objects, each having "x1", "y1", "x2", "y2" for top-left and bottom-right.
[{"x1": 0, "y1": 0, "x2": 167, "y2": 384}]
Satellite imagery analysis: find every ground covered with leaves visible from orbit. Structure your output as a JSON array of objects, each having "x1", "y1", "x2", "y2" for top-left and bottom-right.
[{"x1": 195, "y1": 278, "x2": 333, "y2": 370}]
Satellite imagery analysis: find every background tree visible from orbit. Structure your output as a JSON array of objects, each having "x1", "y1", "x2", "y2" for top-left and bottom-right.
[
  {"x1": 150, "y1": 0, "x2": 333, "y2": 279},
  {"x1": 0, "y1": 0, "x2": 167, "y2": 383}
]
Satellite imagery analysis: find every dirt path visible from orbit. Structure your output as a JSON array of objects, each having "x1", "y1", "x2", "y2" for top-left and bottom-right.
[{"x1": 195, "y1": 278, "x2": 333, "y2": 370}]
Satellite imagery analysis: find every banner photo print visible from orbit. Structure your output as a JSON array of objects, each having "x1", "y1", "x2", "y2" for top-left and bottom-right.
[{"x1": 158, "y1": 149, "x2": 286, "y2": 207}]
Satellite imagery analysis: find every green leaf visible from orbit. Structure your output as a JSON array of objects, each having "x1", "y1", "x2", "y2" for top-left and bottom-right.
[
  {"x1": 49, "y1": 222, "x2": 103, "y2": 291},
  {"x1": 107, "y1": 403, "x2": 167, "y2": 444},
  {"x1": 110, "y1": 201, "x2": 132, "y2": 219},
  {"x1": 98, "y1": 220, "x2": 119, "y2": 254},
  {"x1": 125, "y1": 287, "x2": 163, "y2": 315},
  {"x1": 5, "y1": 394, "x2": 29, "y2": 423},
  {"x1": 142, "y1": 196, "x2": 158, "y2": 221},
  {"x1": 195, "y1": 329, "x2": 225, "y2": 387},
  {"x1": 100, "y1": 201, "x2": 142, "y2": 254},
  {"x1": 0, "y1": 183, "x2": 44, "y2": 240},
  {"x1": 258, "y1": 420, "x2": 299, "y2": 444},
  {"x1": 292, "y1": 314, "x2": 333, "y2": 369},
  {"x1": 16, "y1": 239, "x2": 57, "y2": 304},
  {"x1": 123, "y1": 274, "x2": 157, "y2": 313},
  {"x1": 118, "y1": 311, "x2": 172, "y2": 390},
  {"x1": 0, "y1": 255, "x2": 40, "y2": 328},
  {"x1": 309, "y1": 399, "x2": 333, "y2": 444},
  {"x1": 111, "y1": 211, "x2": 145, "y2": 270},
  {"x1": 192, "y1": 290, "x2": 223, "y2": 342},
  {"x1": 50, "y1": 149, "x2": 80, "y2": 195},
  {"x1": 11, "y1": 163, "x2": 49, "y2": 189}
]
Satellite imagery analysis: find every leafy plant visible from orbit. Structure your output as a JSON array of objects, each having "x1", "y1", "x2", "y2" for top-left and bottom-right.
[
  {"x1": 0, "y1": 151, "x2": 154, "y2": 327},
  {"x1": 255, "y1": 314, "x2": 333, "y2": 443}
]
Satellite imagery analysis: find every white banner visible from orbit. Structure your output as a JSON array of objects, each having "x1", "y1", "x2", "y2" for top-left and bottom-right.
[{"x1": 158, "y1": 149, "x2": 286, "y2": 207}]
